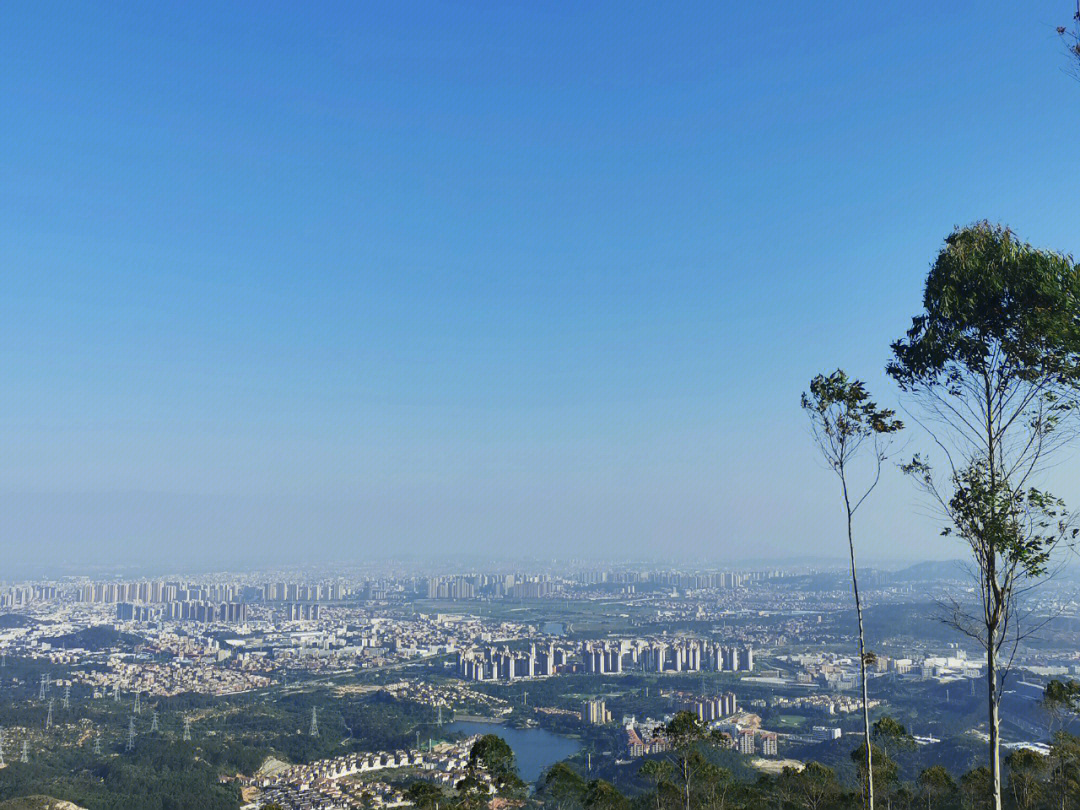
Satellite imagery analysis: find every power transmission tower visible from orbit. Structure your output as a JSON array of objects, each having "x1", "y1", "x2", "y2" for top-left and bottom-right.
[
  {"x1": 126, "y1": 717, "x2": 136, "y2": 752},
  {"x1": 182, "y1": 717, "x2": 192, "y2": 742},
  {"x1": 0, "y1": 728, "x2": 5, "y2": 767},
  {"x1": 38, "y1": 674, "x2": 46, "y2": 700},
  {"x1": 21, "y1": 741, "x2": 28, "y2": 763},
  {"x1": 437, "y1": 704, "x2": 442, "y2": 726},
  {"x1": 113, "y1": 683, "x2": 120, "y2": 703},
  {"x1": 63, "y1": 684, "x2": 71, "y2": 710},
  {"x1": 133, "y1": 691, "x2": 141, "y2": 715},
  {"x1": 45, "y1": 672, "x2": 51, "y2": 693},
  {"x1": 150, "y1": 709, "x2": 158, "y2": 733},
  {"x1": 93, "y1": 731, "x2": 102, "y2": 755},
  {"x1": 45, "y1": 699, "x2": 53, "y2": 730},
  {"x1": 309, "y1": 707, "x2": 318, "y2": 737}
]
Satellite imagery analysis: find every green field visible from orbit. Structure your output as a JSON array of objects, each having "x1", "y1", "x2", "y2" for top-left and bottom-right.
[{"x1": 775, "y1": 714, "x2": 808, "y2": 727}]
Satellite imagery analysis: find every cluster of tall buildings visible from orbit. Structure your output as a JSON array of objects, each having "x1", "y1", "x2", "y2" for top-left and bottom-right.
[
  {"x1": 738, "y1": 728, "x2": 777, "y2": 756},
  {"x1": 582, "y1": 640, "x2": 754, "y2": 674},
  {"x1": 679, "y1": 692, "x2": 738, "y2": 721},
  {"x1": 263, "y1": 582, "x2": 342, "y2": 602},
  {"x1": 79, "y1": 581, "x2": 243, "y2": 604},
  {"x1": 582, "y1": 699, "x2": 612, "y2": 725},
  {"x1": 457, "y1": 643, "x2": 563, "y2": 681},
  {"x1": 0, "y1": 584, "x2": 56, "y2": 607},
  {"x1": 116, "y1": 600, "x2": 248, "y2": 624},
  {"x1": 423, "y1": 574, "x2": 562, "y2": 600},
  {"x1": 572, "y1": 569, "x2": 783, "y2": 589},
  {"x1": 456, "y1": 639, "x2": 754, "y2": 681},
  {"x1": 426, "y1": 577, "x2": 477, "y2": 600},
  {"x1": 286, "y1": 603, "x2": 321, "y2": 621}
]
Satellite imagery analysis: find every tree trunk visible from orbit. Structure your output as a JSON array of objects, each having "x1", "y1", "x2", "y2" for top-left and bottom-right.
[
  {"x1": 845, "y1": 481, "x2": 874, "y2": 810},
  {"x1": 984, "y1": 374, "x2": 1002, "y2": 810},
  {"x1": 988, "y1": 639, "x2": 1002, "y2": 810}
]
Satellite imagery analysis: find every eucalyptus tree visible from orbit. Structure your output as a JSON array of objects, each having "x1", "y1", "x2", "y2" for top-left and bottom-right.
[
  {"x1": 663, "y1": 711, "x2": 708, "y2": 810},
  {"x1": 1005, "y1": 748, "x2": 1047, "y2": 810},
  {"x1": 872, "y1": 715, "x2": 915, "y2": 759},
  {"x1": 778, "y1": 761, "x2": 846, "y2": 810},
  {"x1": 540, "y1": 762, "x2": 588, "y2": 810},
  {"x1": 1059, "y1": 0, "x2": 1080, "y2": 79},
  {"x1": 888, "y1": 222, "x2": 1080, "y2": 810},
  {"x1": 803, "y1": 370, "x2": 903, "y2": 810},
  {"x1": 917, "y1": 766, "x2": 955, "y2": 810},
  {"x1": 639, "y1": 758, "x2": 674, "y2": 810},
  {"x1": 1043, "y1": 681, "x2": 1080, "y2": 810}
]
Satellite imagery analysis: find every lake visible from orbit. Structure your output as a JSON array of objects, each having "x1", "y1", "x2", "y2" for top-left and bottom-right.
[{"x1": 444, "y1": 720, "x2": 581, "y2": 783}]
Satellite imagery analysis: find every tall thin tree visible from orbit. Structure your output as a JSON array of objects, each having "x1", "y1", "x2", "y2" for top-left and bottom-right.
[
  {"x1": 803, "y1": 370, "x2": 902, "y2": 810},
  {"x1": 889, "y1": 222, "x2": 1080, "y2": 810},
  {"x1": 1058, "y1": 0, "x2": 1080, "y2": 80}
]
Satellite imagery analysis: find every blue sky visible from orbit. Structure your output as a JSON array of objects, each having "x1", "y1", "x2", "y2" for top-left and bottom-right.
[{"x1": 3, "y1": 1, "x2": 1079, "y2": 571}]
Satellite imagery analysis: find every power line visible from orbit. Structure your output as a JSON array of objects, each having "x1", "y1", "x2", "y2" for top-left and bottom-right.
[{"x1": 126, "y1": 717, "x2": 136, "y2": 753}]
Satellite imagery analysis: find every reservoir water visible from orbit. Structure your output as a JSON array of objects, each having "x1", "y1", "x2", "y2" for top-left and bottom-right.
[{"x1": 444, "y1": 720, "x2": 581, "y2": 783}]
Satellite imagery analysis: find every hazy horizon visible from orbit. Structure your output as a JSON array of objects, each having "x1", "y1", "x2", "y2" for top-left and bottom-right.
[{"x1": 5, "y1": 1, "x2": 1080, "y2": 570}]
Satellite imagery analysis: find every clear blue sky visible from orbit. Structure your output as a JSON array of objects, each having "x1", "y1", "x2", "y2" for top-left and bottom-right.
[{"x1": 3, "y1": 1, "x2": 1079, "y2": 572}]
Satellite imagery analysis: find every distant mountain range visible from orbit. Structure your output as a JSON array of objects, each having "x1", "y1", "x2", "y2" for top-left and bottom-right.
[{"x1": 886, "y1": 559, "x2": 969, "y2": 582}]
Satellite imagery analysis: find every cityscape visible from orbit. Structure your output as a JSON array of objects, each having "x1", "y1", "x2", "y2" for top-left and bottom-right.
[
  {"x1": 3, "y1": 560, "x2": 1080, "y2": 807},
  {"x1": 5, "y1": 1, "x2": 1080, "y2": 809}
]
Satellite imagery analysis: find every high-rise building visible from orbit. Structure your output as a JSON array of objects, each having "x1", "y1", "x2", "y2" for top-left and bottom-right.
[
  {"x1": 582, "y1": 699, "x2": 610, "y2": 725},
  {"x1": 760, "y1": 732, "x2": 778, "y2": 757},
  {"x1": 738, "y1": 729, "x2": 755, "y2": 755}
]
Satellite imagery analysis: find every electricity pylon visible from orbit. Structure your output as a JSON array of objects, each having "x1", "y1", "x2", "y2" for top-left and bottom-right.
[
  {"x1": 126, "y1": 717, "x2": 136, "y2": 752},
  {"x1": 309, "y1": 708, "x2": 318, "y2": 737},
  {"x1": 182, "y1": 717, "x2": 192, "y2": 742}
]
